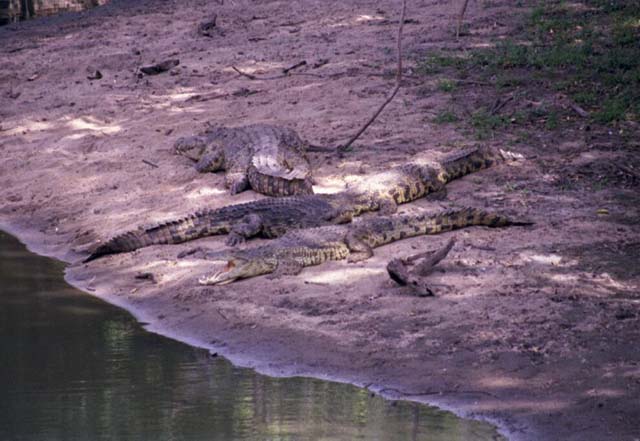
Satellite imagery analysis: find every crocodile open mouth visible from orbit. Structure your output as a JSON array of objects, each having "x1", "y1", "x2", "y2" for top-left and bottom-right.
[{"x1": 198, "y1": 260, "x2": 240, "y2": 285}]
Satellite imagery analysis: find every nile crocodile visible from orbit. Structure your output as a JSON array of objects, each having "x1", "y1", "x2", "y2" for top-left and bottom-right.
[
  {"x1": 83, "y1": 191, "x2": 382, "y2": 262},
  {"x1": 175, "y1": 123, "x2": 313, "y2": 196},
  {"x1": 84, "y1": 147, "x2": 518, "y2": 262},
  {"x1": 189, "y1": 208, "x2": 532, "y2": 285}
]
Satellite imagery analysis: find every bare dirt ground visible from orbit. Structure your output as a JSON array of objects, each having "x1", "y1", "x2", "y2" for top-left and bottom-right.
[{"x1": 1, "y1": 0, "x2": 639, "y2": 440}]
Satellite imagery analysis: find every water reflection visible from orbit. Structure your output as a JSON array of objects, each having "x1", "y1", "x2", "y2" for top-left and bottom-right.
[{"x1": 0, "y1": 231, "x2": 503, "y2": 441}]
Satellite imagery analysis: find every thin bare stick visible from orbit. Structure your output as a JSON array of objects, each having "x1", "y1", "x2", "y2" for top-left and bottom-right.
[
  {"x1": 489, "y1": 95, "x2": 514, "y2": 116},
  {"x1": 282, "y1": 60, "x2": 307, "y2": 74},
  {"x1": 232, "y1": 64, "x2": 322, "y2": 81},
  {"x1": 456, "y1": 0, "x2": 470, "y2": 39},
  {"x1": 142, "y1": 159, "x2": 159, "y2": 168},
  {"x1": 568, "y1": 101, "x2": 589, "y2": 118},
  {"x1": 338, "y1": 0, "x2": 407, "y2": 153},
  {"x1": 232, "y1": 65, "x2": 257, "y2": 80}
]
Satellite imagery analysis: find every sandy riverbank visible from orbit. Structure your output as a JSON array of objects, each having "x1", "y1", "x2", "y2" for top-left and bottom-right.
[{"x1": 1, "y1": 1, "x2": 639, "y2": 439}]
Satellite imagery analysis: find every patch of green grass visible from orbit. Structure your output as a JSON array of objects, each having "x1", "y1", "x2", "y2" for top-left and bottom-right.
[
  {"x1": 527, "y1": 1, "x2": 640, "y2": 122},
  {"x1": 416, "y1": 54, "x2": 467, "y2": 75},
  {"x1": 573, "y1": 90, "x2": 598, "y2": 106},
  {"x1": 496, "y1": 74, "x2": 527, "y2": 89},
  {"x1": 545, "y1": 111, "x2": 560, "y2": 129},
  {"x1": 419, "y1": 0, "x2": 640, "y2": 125},
  {"x1": 514, "y1": 130, "x2": 533, "y2": 144},
  {"x1": 471, "y1": 110, "x2": 509, "y2": 139},
  {"x1": 437, "y1": 79, "x2": 457, "y2": 92},
  {"x1": 432, "y1": 110, "x2": 459, "y2": 124},
  {"x1": 594, "y1": 98, "x2": 630, "y2": 124}
]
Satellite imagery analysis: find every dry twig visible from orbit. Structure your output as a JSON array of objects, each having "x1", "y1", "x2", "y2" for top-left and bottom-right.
[
  {"x1": 338, "y1": 0, "x2": 407, "y2": 153},
  {"x1": 231, "y1": 65, "x2": 322, "y2": 80},
  {"x1": 142, "y1": 159, "x2": 159, "y2": 168},
  {"x1": 489, "y1": 95, "x2": 514, "y2": 115},
  {"x1": 283, "y1": 60, "x2": 307, "y2": 74},
  {"x1": 456, "y1": 0, "x2": 470, "y2": 39},
  {"x1": 568, "y1": 102, "x2": 590, "y2": 118}
]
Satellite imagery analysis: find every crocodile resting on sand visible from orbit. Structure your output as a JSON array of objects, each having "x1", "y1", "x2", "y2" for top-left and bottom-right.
[
  {"x1": 175, "y1": 123, "x2": 313, "y2": 196},
  {"x1": 83, "y1": 191, "x2": 381, "y2": 262},
  {"x1": 84, "y1": 147, "x2": 518, "y2": 262},
  {"x1": 189, "y1": 208, "x2": 532, "y2": 285}
]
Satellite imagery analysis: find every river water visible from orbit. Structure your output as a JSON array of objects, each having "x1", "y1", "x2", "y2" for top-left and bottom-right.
[{"x1": 0, "y1": 231, "x2": 503, "y2": 441}]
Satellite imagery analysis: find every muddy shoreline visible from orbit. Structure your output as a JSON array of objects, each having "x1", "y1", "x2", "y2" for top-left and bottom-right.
[
  {"x1": 0, "y1": 219, "x2": 516, "y2": 440},
  {"x1": 2, "y1": 0, "x2": 639, "y2": 440}
]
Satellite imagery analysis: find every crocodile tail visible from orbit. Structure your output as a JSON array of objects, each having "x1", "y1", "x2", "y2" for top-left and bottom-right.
[
  {"x1": 445, "y1": 208, "x2": 533, "y2": 229},
  {"x1": 438, "y1": 147, "x2": 521, "y2": 184},
  {"x1": 83, "y1": 230, "x2": 149, "y2": 262},
  {"x1": 360, "y1": 208, "x2": 531, "y2": 248},
  {"x1": 83, "y1": 209, "x2": 230, "y2": 262},
  {"x1": 398, "y1": 207, "x2": 532, "y2": 238}
]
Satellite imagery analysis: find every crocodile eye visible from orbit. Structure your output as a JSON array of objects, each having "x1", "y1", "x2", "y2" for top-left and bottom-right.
[{"x1": 222, "y1": 260, "x2": 236, "y2": 272}]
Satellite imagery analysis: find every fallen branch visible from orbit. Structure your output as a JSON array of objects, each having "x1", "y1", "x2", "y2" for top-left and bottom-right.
[
  {"x1": 338, "y1": 0, "x2": 407, "y2": 153},
  {"x1": 386, "y1": 237, "x2": 456, "y2": 296},
  {"x1": 411, "y1": 237, "x2": 456, "y2": 276},
  {"x1": 568, "y1": 101, "x2": 590, "y2": 118}
]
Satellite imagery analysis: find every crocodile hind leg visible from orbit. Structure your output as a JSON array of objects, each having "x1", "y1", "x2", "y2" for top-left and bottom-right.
[
  {"x1": 226, "y1": 213, "x2": 264, "y2": 246},
  {"x1": 345, "y1": 231, "x2": 374, "y2": 263},
  {"x1": 324, "y1": 207, "x2": 354, "y2": 224},
  {"x1": 224, "y1": 172, "x2": 250, "y2": 194}
]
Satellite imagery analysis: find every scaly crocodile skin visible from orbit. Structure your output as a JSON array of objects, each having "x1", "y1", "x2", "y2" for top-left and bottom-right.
[
  {"x1": 174, "y1": 124, "x2": 313, "y2": 197},
  {"x1": 84, "y1": 147, "x2": 519, "y2": 262},
  {"x1": 195, "y1": 208, "x2": 532, "y2": 285}
]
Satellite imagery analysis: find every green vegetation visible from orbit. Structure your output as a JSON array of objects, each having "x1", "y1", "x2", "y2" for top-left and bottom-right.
[
  {"x1": 419, "y1": 0, "x2": 640, "y2": 128},
  {"x1": 470, "y1": 110, "x2": 509, "y2": 139},
  {"x1": 415, "y1": 55, "x2": 467, "y2": 75},
  {"x1": 432, "y1": 110, "x2": 459, "y2": 124},
  {"x1": 437, "y1": 79, "x2": 457, "y2": 92}
]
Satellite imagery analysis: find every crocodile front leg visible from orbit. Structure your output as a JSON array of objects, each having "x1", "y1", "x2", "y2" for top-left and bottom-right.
[
  {"x1": 195, "y1": 150, "x2": 225, "y2": 172},
  {"x1": 344, "y1": 231, "x2": 374, "y2": 263},
  {"x1": 226, "y1": 213, "x2": 264, "y2": 245}
]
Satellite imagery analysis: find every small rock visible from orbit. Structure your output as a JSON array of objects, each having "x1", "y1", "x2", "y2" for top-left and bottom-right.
[
  {"x1": 87, "y1": 70, "x2": 103, "y2": 80},
  {"x1": 615, "y1": 309, "x2": 636, "y2": 320},
  {"x1": 140, "y1": 59, "x2": 180, "y2": 75}
]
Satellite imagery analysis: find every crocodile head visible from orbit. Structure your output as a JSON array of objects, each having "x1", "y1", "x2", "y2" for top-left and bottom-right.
[
  {"x1": 198, "y1": 256, "x2": 278, "y2": 285},
  {"x1": 174, "y1": 136, "x2": 219, "y2": 162}
]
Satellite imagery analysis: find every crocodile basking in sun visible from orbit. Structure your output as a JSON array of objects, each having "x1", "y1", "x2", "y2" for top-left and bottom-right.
[{"x1": 83, "y1": 147, "x2": 520, "y2": 263}]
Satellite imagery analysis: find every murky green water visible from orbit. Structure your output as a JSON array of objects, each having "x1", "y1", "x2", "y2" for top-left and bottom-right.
[{"x1": 0, "y1": 231, "x2": 503, "y2": 441}]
